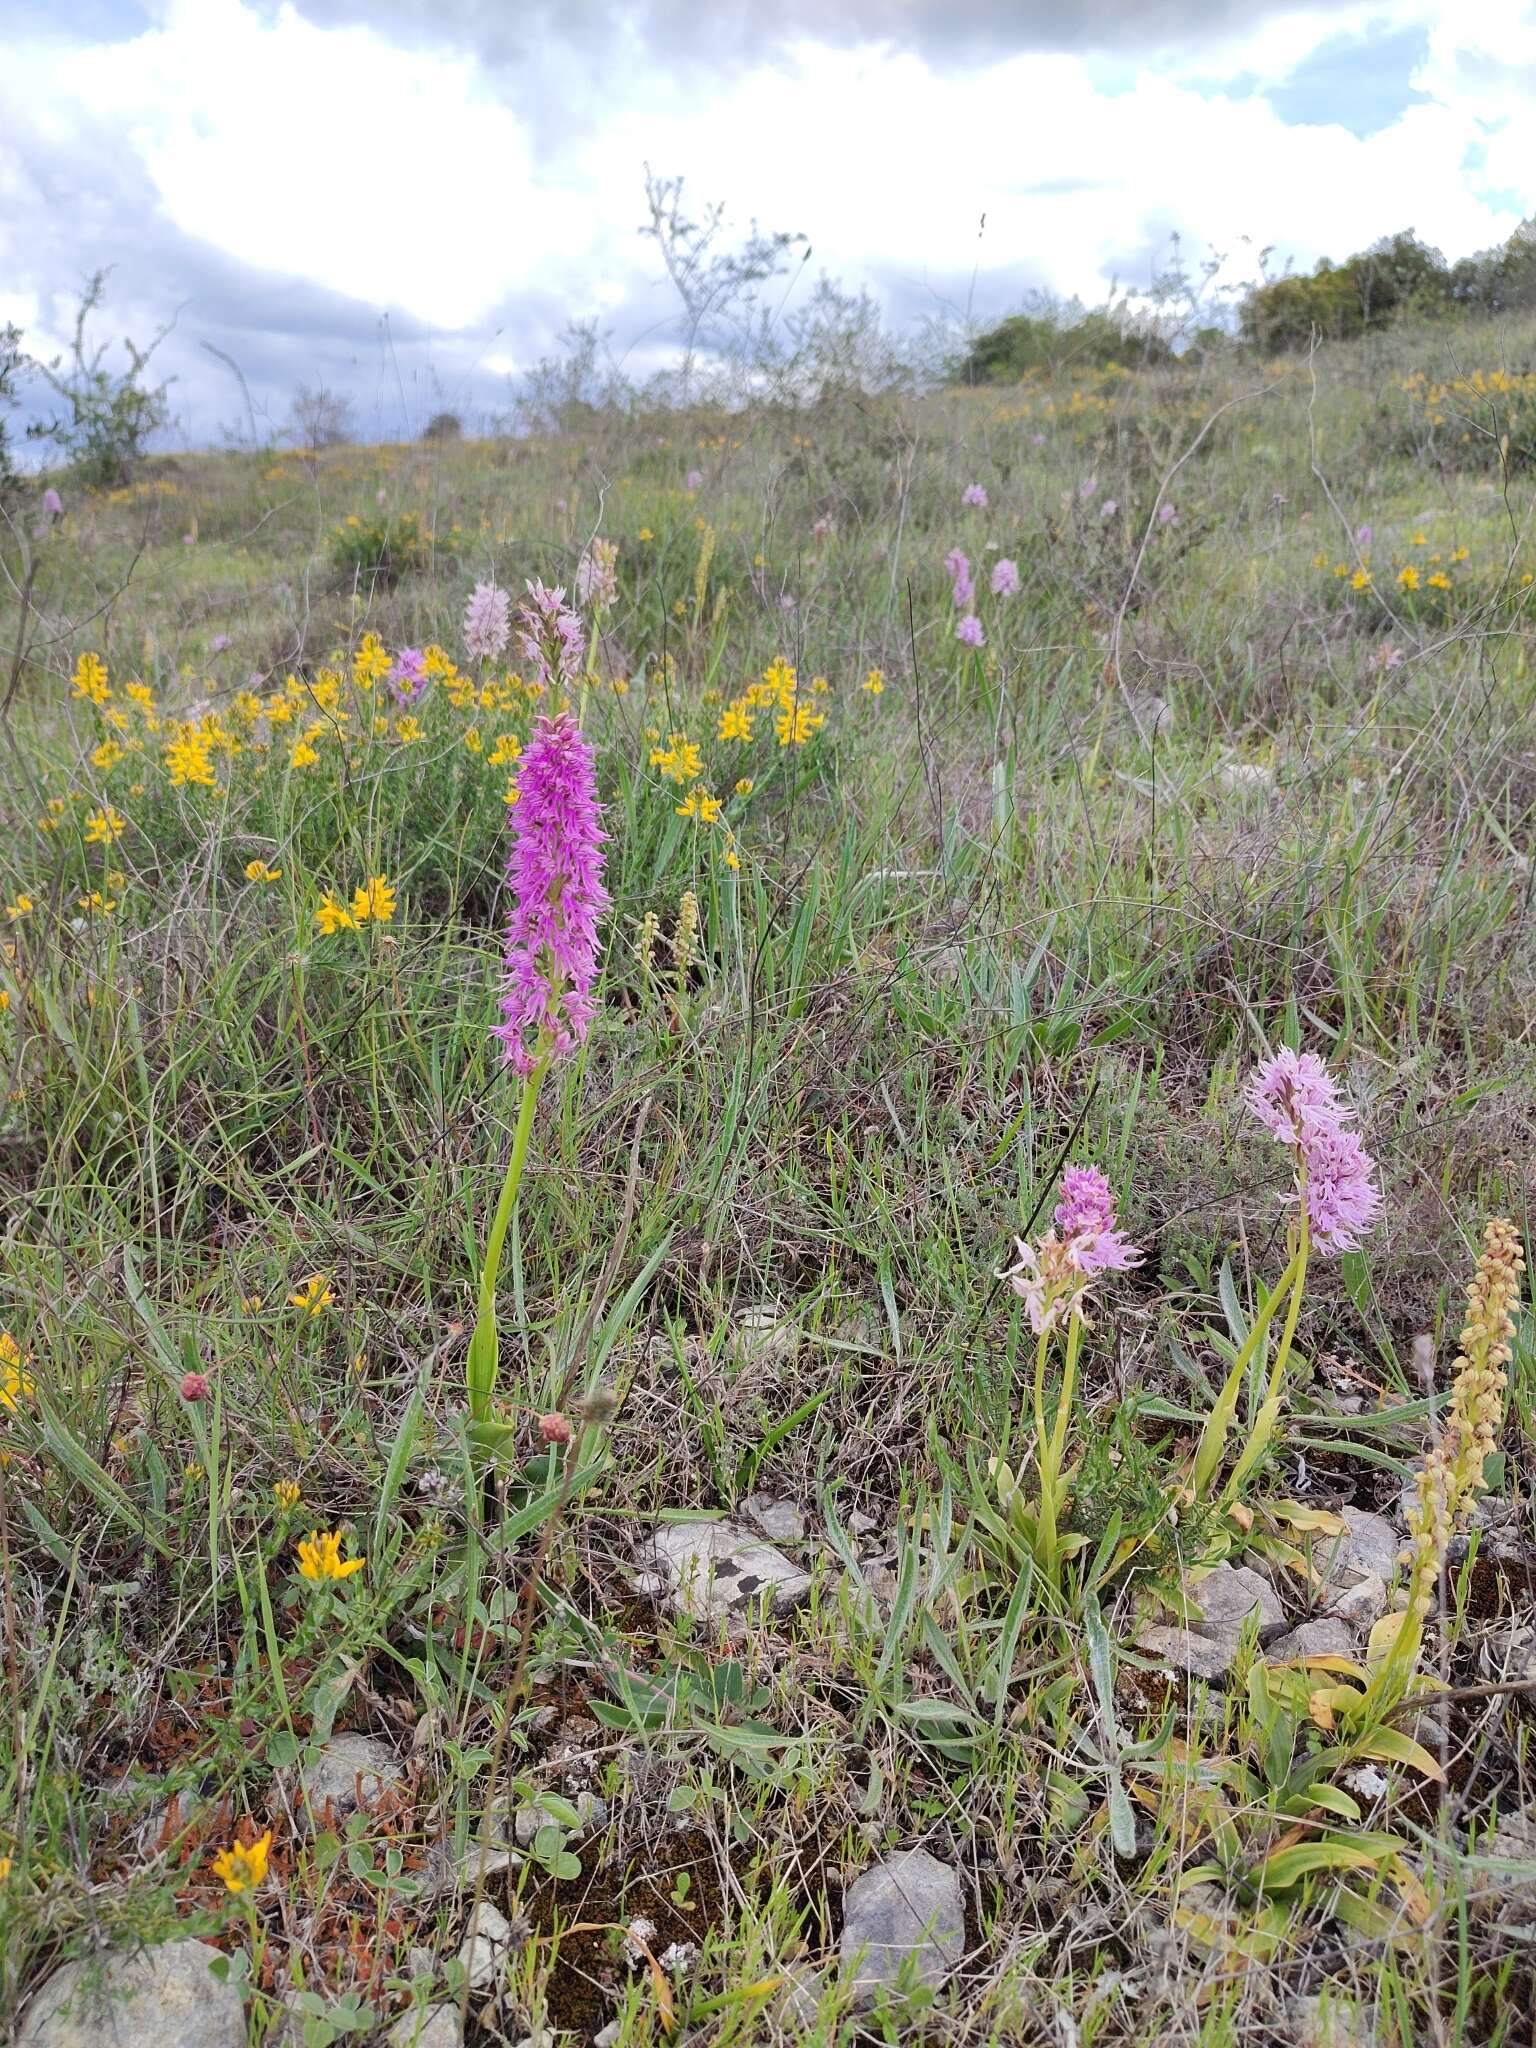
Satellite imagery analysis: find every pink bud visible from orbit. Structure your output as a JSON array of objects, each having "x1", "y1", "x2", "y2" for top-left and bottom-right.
[
  {"x1": 181, "y1": 1371, "x2": 210, "y2": 1402},
  {"x1": 537, "y1": 1411, "x2": 573, "y2": 1445}
]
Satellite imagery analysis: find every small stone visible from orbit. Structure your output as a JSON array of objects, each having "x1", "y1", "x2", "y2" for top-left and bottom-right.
[
  {"x1": 1137, "y1": 1624, "x2": 1237, "y2": 1682},
  {"x1": 742, "y1": 1492, "x2": 807, "y2": 1544},
  {"x1": 594, "y1": 2026, "x2": 623, "y2": 2048},
  {"x1": 456, "y1": 1900, "x2": 514, "y2": 1991},
  {"x1": 387, "y1": 2008, "x2": 464, "y2": 2048},
  {"x1": 846, "y1": 1508, "x2": 880, "y2": 1538},
  {"x1": 1268, "y1": 1618, "x2": 1358, "y2": 1663},
  {"x1": 839, "y1": 1848, "x2": 965, "y2": 2004},
  {"x1": 730, "y1": 1304, "x2": 800, "y2": 1368},
  {"x1": 1287, "y1": 1991, "x2": 1380, "y2": 2048},
  {"x1": 1183, "y1": 1563, "x2": 1286, "y2": 1644},
  {"x1": 774, "y1": 1963, "x2": 826, "y2": 2032},
  {"x1": 1324, "y1": 1572, "x2": 1389, "y2": 1625},
  {"x1": 298, "y1": 1732, "x2": 403, "y2": 1829},
  {"x1": 639, "y1": 1520, "x2": 812, "y2": 1623},
  {"x1": 17, "y1": 1939, "x2": 245, "y2": 2048},
  {"x1": 1332, "y1": 1508, "x2": 1403, "y2": 1584}
]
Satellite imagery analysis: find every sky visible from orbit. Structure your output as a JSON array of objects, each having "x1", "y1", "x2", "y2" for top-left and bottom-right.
[{"x1": 2, "y1": 0, "x2": 1534, "y2": 450}]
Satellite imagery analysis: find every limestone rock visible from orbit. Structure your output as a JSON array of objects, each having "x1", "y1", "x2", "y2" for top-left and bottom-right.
[
  {"x1": 638, "y1": 1520, "x2": 812, "y2": 1623},
  {"x1": 457, "y1": 1900, "x2": 514, "y2": 1991},
  {"x1": 298, "y1": 1732, "x2": 403, "y2": 1828},
  {"x1": 387, "y1": 2008, "x2": 464, "y2": 2048},
  {"x1": 742, "y1": 1492, "x2": 807, "y2": 1544},
  {"x1": 1184, "y1": 1563, "x2": 1286, "y2": 1644},
  {"x1": 17, "y1": 1939, "x2": 244, "y2": 2048},
  {"x1": 839, "y1": 1849, "x2": 964, "y2": 2004},
  {"x1": 1268, "y1": 1618, "x2": 1358, "y2": 1663},
  {"x1": 1137, "y1": 1624, "x2": 1239, "y2": 1682},
  {"x1": 1287, "y1": 1991, "x2": 1381, "y2": 2048}
]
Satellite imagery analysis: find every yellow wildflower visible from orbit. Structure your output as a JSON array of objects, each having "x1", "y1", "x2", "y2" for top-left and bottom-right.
[
  {"x1": 1350, "y1": 570, "x2": 1370, "y2": 591},
  {"x1": 395, "y1": 717, "x2": 422, "y2": 745},
  {"x1": 288, "y1": 1273, "x2": 334, "y2": 1314},
  {"x1": 297, "y1": 1529, "x2": 364, "y2": 1582},
  {"x1": 315, "y1": 892, "x2": 357, "y2": 935},
  {"x1": 1, "y1": 1332, "x2": 34, "y2": 1412},
  {"x1": 861, "y1": 669, "x2": 885, "y2": 695},
  {"x1": 734, "y1": 777, "x2": 754, "y2": 797},
  {"x1": 676, "y1": 785, "x2": 723, "y2": 825},
  {"x1": 71, "y1": 653, "x2": 111, "y2": 706},
  {"x1": 84, "y1": 807, "x2": 127, "y2": 846},
  {"x1": 245, "y1": 860, "x2": 282, "y2": 883},
  {"x1": 488, "y1": 734, "x2": 522, "y2": 768},
  {"x1": 92, "y1": 738, "x2": 125, "y2": 771},
  {"x1": 273, "y1": 1479, "x2": 301, "y2": 1512},
  {"x1": 166, "y1": 730, "x2": 218, "y2": 789},
  {"x1": 1398, "y1": 565, "x2": 1420, "y2": 591},
  {"x1": 718, "y1": 700, "x2": 753, "y2": 742},
  {"x1": 76, "y1": 891, "x2": 116, "y2": 916},
  {"x1": 776, "y1": 700, "x2": 825, "y2": 748},
  {"x1": 290, "y1": 741, "x2": 320, "y2": 769},
  {"x1": 211, "y1": 1830, "x2": 272, "y2": 1895},
  {"x1": 503, "y1": 779, "x2": 521, "y2": 807},
  {"x1": 649, "y1": 733, "x2": 703, "y2": 785},
  {"x1": 1427, "y1": 571, "x2": 1452, "y2": 590},
  {"x1": 463, "y1": 728, "x2": 483, "y2": 753},
  {"x1": 351, "y1": 875, "x2": 397, "y2": 926},
  {"x1": 6, "y1": 896, "x2": 34, "y2": 919}
]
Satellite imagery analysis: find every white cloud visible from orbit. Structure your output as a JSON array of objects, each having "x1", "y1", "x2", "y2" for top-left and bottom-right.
[{"x1": 0, "y1": 0, "x2": 1530, "y2": 415}]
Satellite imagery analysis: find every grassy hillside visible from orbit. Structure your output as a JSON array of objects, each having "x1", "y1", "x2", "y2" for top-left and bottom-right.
[{"x1": 2, "y1": 314, "x2": 1535, "y2": 2046}]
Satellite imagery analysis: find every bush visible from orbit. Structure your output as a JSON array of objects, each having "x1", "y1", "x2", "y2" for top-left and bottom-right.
[
  {"x1": 289, "y1": 383, "x2": 354, "y2": 453},
  {"x1": 1239, "y1": 225, "x2": 1536, "y2": 353},
  {"x1": 327, "y1": 512, "x2": 426, "y2": 590},
  {"x1": 422, "y1": 411, "x2": 463, "y2": 443},
  {"x1": 29, "y1": 272, "x2": 173, "y2": 487},
  {"x1": 959, "y1": 304, "x2": 1172, "y2": 383},
  {"x1": 0, "y1": 322, "x2": 22, "y2": 497}
]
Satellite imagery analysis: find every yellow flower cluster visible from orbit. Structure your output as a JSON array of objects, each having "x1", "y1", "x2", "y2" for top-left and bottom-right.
[
  {"x1": 211, "y1": 1828, "x2": 272, "y2": 1895},
  {"x1": 315, "y1": 875, "x2": 396, "y2": 934},
  {"x1": 1, "y1": 1331, "x2": 34, "y2": 1412},
  {"x1": 297, "y1": 1528, "x2": 364, "y2": 1582}
]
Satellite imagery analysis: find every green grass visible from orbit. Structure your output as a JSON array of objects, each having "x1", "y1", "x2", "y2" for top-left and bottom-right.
[{"x1": 2, "y1": 314, "x2": 1535, "y2": 2046}]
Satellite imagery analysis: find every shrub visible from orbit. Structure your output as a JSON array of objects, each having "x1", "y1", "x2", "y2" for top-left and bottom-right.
[
  {"x1": 959, "y1": 304, "x2": 1172, "y2": 383},
  {"x1": 0, "y1": 322, "x2": 22, "y2": 497},
  {"x1": 289, "y1": 383, "x2": 354, "y2": 453},
  {"x1": 327, "y1": 512, "x2": 426, "y2": 590},
  {"x1": 29, "y1": 271, "x2": 173, "y2": 487},
  {"x1": 422, "y1": 411, "x2": 463, "y2": 443}
]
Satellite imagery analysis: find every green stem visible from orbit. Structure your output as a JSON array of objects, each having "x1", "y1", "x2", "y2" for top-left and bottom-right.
[
  {"x1": 1191, "y1": 1238, "x2": 1305, "y2": 1501},
  {"x1": 1221, "y1": 1210, "x2": 1310, "y2": 1508},
  {"x1": 467, "y1": 1058, "x2": 547, "y2": 1423}
]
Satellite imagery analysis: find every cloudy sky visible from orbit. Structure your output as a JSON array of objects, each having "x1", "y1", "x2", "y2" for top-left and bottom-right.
[{"x1": 3, "y1": 0, "x2": 1534, "y2": 449}]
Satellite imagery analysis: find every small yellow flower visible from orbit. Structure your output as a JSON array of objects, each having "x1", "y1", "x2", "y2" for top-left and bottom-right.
[
  {"x1": 488, "y1": 734, "x2": 522, "y2": 769},
  {"x1": 638, "y1": 527, "x2": 653, "y2": 541},
  {"x1": 1398, "y1": 565, "x2": 1420, "y2": 591},
  {"x1": 92, "y1": 738, "x2": 125, "y2": 772},
  {"x1": 733, "y1": 777, "x2": 754, "y2": 797},
  {"x1": 297, "y1": 1528, "x2": 364, "y2": 1583},
  {"x1": 396, "y1": 717, "x2": 423, "y2": 745},
  {"x1": 290, "y1": 740, "x2": 320, "y2": 769},
  {"x1": 1450, "y1": 546, "x2": 1469, "y2": 564},
  {"x1": 245, "y1": 859, "x2": 282, "y2": 883},
  {"x1": 1, "y1": 1332, "x2": 34, "y2": 1412},
  {"x1": 1411, "y1": 530, "x2": 1428, "y2": 546},
  {"x1": 287, "y1": 1273, "x2": 334, "y2": 1315},
  {"x1": 241, "y1": 1294, "x2": 264, "y2": 1312},
  {"x1": 1350, "y1": 570, "x2": 1370, "y2": 591},
  {"x1": 676, "y1": 785, "x2": 723, "y2": 824},
  {"x1": 315, "y1": 891, "x2": 357, "y2": 935},
  {"x1": 211, "y1": 1829, "x2": 272, "y2": 1895},
  {"x1": 462, "y1": 727, "x2": 483, "y2": 754},
  {"x1": 776, "y1": 701, "x2": 825, "y2": 748},
  {"x1": 76, "y1": 891, "x2": 117, "y2": 916},
  {"x1": 502, "y1": 779, "x2": 521, "y2": 807},
  {"x1": 1427, "y1": 571, "x2": 1452, "y2": 591},
  {"x1": 5, "y1": 896, "x2": 33, "y2": 920},
  {"x1": 84, "y1": 807, "x2": 127, "y2": 846},
  {"x1": 273, "y1": 1479, "x2": 301, "y2": 1512},
  {"x1": 861, "y1": 668, "x2": 885, "y2": 695},
  {"x1": 71, "y1": 653, "x2": 111, "y2": 706},
  {"x1": 351, "y1": 875, "x2": 396, "y2": 926},
  {"x1": 717, "y1": 701, "x2": 753, "y2": 743}
]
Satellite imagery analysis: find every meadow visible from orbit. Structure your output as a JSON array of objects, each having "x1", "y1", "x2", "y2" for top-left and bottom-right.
[{"x1": 1, "y1": 316, "x2": 1535, "y2": 2047}]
